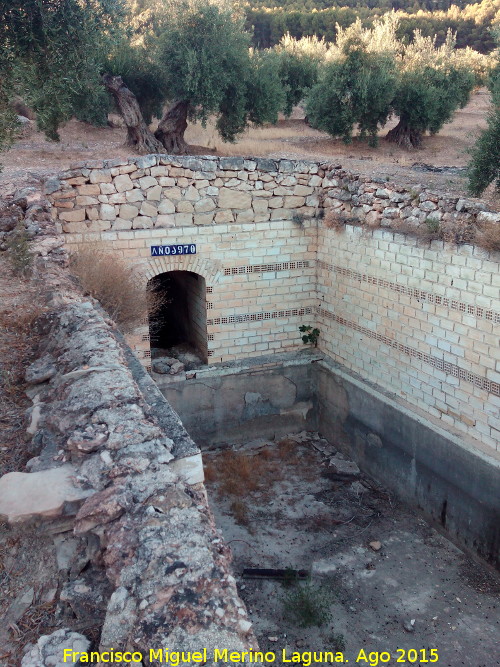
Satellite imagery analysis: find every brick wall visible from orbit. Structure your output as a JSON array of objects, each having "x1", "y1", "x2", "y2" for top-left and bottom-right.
[
  {"x1": 46, "y1": 155, "x2": 500, "y2": 452},
  {"x1": 317, "y1": 226, "x2": 500, "y2": 451}
]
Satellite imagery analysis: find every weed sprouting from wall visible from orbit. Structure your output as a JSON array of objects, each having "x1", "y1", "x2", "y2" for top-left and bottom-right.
[
  {"x1": 300, "y1": 325, "x2": 320, "y2": 347},
  {"x1": 6, "y1": 224, "x2": 34, "y2": 276}
]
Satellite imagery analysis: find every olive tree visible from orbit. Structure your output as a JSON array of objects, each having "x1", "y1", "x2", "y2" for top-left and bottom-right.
[
  {"x1": 387, "y1": 32, "x2": 476, "y2": 149},
  {"x1": 153, "y1": 0, "x2": 285, "y2": 153},
  {"x1": 305, "y1": 17, "x2": 399, "y2": 146},
  {"x1": 467, "y1": 54, "x2": 500, "y2": 195},
  {"x1": 306, "y1": 43, "x2": 397, "y2": 146},
  {"x1": 0, "y1": 0, "x2": 126, "y2": 142},
  {"x1": 273, "y1": 34, "x2": 323, "y2": 117}
]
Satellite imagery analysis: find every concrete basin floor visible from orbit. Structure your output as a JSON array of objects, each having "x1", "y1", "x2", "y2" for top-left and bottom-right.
[{"x1": 203, "y1": 432, "x2": 500, "y2": 667}]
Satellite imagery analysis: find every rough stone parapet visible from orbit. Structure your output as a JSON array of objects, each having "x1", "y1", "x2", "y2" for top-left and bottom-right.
[
  {"x1": 8, "y1": 294, "x2": 257, "y2": 662},
  {"x1": 46, "y1": 155, "x2": 499, "y2": 241}
]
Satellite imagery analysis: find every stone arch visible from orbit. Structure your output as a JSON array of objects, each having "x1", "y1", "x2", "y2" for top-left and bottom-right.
[{"x1": 144, "y1": 255, "x2": 223, "y2": 287}]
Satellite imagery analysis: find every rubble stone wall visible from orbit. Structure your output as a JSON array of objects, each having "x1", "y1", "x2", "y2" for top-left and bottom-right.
[
  {"x1": 10, "y1": 295, "x2": 258, "y2": 665},
  {"x1": 45, "y1": 155, "x2": 500, "y2": 451}
]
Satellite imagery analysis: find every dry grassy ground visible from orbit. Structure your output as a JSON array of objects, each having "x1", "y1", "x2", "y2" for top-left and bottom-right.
[{"x1": 1, "y1": 89, "x2": 497, "y2": 207}]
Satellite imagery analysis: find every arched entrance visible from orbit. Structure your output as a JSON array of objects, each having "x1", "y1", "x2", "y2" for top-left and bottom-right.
[{"x1": 148, "y1": 271, "x2": 208, "y2": 366}]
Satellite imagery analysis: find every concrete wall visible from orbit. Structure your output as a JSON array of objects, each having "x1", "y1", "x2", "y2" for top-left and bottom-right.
[
  {"x1": 314, "y1": 358, "x2": 500, "y2": 569},
  {"x1": 158, "y1": 352, "x2": 318, "y2": 446}
]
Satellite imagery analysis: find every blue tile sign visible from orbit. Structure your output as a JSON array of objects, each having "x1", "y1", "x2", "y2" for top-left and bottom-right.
[{"x1": 151, "y1": 244, "x2": 196, "y2": 256}]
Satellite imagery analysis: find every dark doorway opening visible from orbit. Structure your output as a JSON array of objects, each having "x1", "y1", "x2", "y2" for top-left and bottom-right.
[{"x1": 148, "y1": 271, "x2": 208, "y2": 365}]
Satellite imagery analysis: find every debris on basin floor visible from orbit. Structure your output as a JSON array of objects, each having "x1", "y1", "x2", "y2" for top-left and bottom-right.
[{"x1": 203, "y1": 432, "x2": 500, "y2": 667}]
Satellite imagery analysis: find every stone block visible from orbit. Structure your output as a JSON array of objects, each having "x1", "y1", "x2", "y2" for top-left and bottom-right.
[
  {"x1": 108, "y1": 193, "x2": 127, "y2": 205},
  {"x1": 132, "y1": 216, "x2": 154, "y2": 229},
  {"x1": 77, "y1": 184, "x2": 100, "y2": 196},
  {"x1": 175, "y1": 213, "x2": 193, "y2": 226},
  {"x1": 156, "y1": 215, "x2": 176, "y2": 228},
  {"x1": 268, "y1": 197, "x2": 284, "y2": 209},
  {"x1": 119, "y1": 164, "x2": 137, "y2": 174},
  {"x1": 184, "y1": 185, "x2": 200, "y2": 201},
  {"x1": 0, "y1": 465, "x2": 94, "y2": 523},
  {"x1": 89, "y1": 169, "x2": 112, "y2": 184},
  {"x1": 194, "y1": 198, "x2": 216, "y2": 213},
  {"x1": 86, "y1": 207, "x2": 99, "y2": 220},
  {"x1": 113, "y1": 217, "x2": 133, "y2": 230},
  {"x1": 100, "y1": 183, "x2": 116, "y2": 195},
  {"x1": 150, "y1": 166, "x2": 170, "y2": 177},
  {"x1": 72, "y1": 196, "x2": 96, "y2": 207},
  {"x1": 252, "y1": 199, "x2": 269, "y2": 213},
  {"x1": 236, "y1": 210, "x2": 255, "y2": 223},
  {"x1": 163, "y1": 187, "x2": 182, "y2": 200},
  {"x1": 193, "y1": 213, "x2": 214, "y2": 225},
  {"x1": 138, "y1": 176, "x2": 158, "y2": 190},
  {"x1": 87, "y1": 220, "x2": 111, "y2": 232},
  {"x1": 119, "y1": 204, "x2": 139, "y2": 220},
  {"x1": 293, "y1": 184, "x2": 314, "y2": 196},
  {"x1": 140, "y1": 201, "x2": 158, "y2": 217},
  {"x1": 146, "y1": 185, "x2": 162, "y2": 201},
  {"x1": 100, "y1": 204, "x2": 116, "y2": 221},
  {"x1": 158, "y1": 199, "x2": 175, "y2": 215},
  {"x1": 284, "y1": 195, "x2": 306, "y2": 208},
  {"x1": 273, "y1": 186, "x2": 293, "y2": 196},
  {"x1": 114, "y1": 174, "x2": 134, "y2": 193},
  {"x1": 62, "y1": 221, "x2": 86, "y2": 233},
  {"x1": 218, "y1": 188, "x2": 252, "y2": 210},
  {"x1": 135, "y1": 154, "x2": 157, "y2": 169},
  {"x1": 158, "y1": 177, "x2": 176, "y2": 187},
  {"x1": 126, "y1": 189, "x2": 144, "y2": 203},
  {"x1": 219, "y1": 157, "x2": 245, "y2": 170},
  {"x1": 214, "y1": 210, "x2": 234, "y2": 223},
  {"x1": 176, "y1": 201, "x2": 194, "y2": 213},
  {"x1": 66, "y1": 176, "x2": 87, "y2": 186},
  {"x1": 60, "y1": 208, "x2": 86, "y2": 222}
]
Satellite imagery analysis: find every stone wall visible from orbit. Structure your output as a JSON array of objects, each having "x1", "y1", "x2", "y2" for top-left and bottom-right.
[
  {"x1": 0, "y1": 292, "x2": 258, "y2": 664},
  {"x1": 46, "y1": 155, "x2": 500, "y2": 453}
]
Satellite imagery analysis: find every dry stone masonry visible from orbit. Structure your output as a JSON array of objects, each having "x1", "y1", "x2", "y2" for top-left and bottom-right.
[{"x1": 0, "y1": 293, "x2": 257, "y2": 665}]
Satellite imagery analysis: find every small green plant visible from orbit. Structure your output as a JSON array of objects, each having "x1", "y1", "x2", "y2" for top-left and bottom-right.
[
  {"x1": 6, "y1": 224, "x2": 34, "y2": 276},
  {"x1": 282, "y1": 582, "x2": 332, "y2": 628},
  {"x1": 425, "y1": 216, "x2": 440, "y2": 234},
  {"x1": 328, "y1": 633, "x2": 346, "y2": 652},
  {"x1": 299, "y1": 325, "x2": 320, "y2": 347}
]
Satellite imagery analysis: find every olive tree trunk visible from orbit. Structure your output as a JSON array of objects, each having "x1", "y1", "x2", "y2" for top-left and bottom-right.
[
  {"x1": 385, "y1": 119, "x2": 423, "y2": 149},
  {"x1": 102, "y1": 74, "x2": 164, "y2": 154},
  {"x1": 155, "y1": 101, "x2": 189, "y2": 154}
]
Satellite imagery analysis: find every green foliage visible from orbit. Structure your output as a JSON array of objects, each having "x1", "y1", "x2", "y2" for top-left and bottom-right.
[
  {"x1": 299, "y1": 324, "x2": 320, "y2": 346},
  {"x1": 0, "y1": 0, "x2": 126, "y2": 141},
  {"x1": 389, "y1": 32, "x2": 476, "y2": 144},
  {"x1": 467, "y1": 105, "x2": 500, "y2": 194},
  {"x1": 245, "y1": 0, "x2": 500, "y2": 53},
  {"x1": 156, "y1": 2, "x2": 251, "y2": 127},
  {"x1": 274, "y1": 35, "x2": 321, "y2": 116},
  {"x1": 245, "y1": 50, "x2": 287, "y2": 126},
  {"x1": 6, "y1": 224, "x2": 34, "y2": 277},
  {"x1": 107, "y1": 42, "x2": 167, "y2": 123},
  {"x1": 282, "y1": 582, "x2": 332, "y2": 628},
  {"x1": 306, "y1": 38, "x2": 397, "y2": 146},
  {"x1": 155, "y1": 0, "x2": 284, "y2": 142}
]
